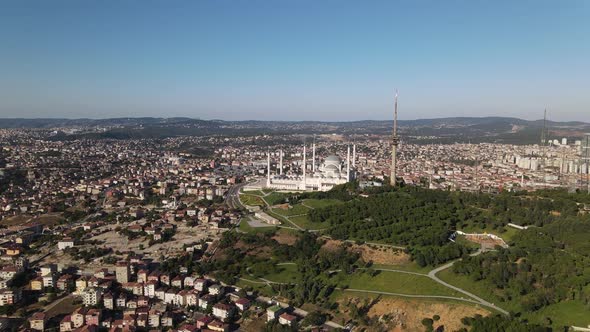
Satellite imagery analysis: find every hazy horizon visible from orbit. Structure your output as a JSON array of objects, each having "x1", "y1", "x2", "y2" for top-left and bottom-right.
[
  {"x1": 1, "y1": 1, "x2": 589, "y2": 121},
  {"x1": 0, "y1": 114, "x2": 587, "y2": 124}
]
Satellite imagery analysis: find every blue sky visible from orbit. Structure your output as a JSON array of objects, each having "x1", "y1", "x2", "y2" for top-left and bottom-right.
[{"x1": 0, "y1": 1, "x2": 588, "y2": 121}]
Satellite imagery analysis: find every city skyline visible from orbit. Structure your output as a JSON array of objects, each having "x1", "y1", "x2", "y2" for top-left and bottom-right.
[{"x1": 1, "y1": 1, "x2": 589, "y2": 121}]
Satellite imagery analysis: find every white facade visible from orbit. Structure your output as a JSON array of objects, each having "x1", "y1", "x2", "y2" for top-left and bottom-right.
[
  {"x1": 82, "y1": 287, "x2": 102, "y2": 306},
  {"x1": 57, "y1": 240, "x2": 74, "y2": 250},
  {"x1": 265, "y1": 144, "x2": 356, "y2": 192}
]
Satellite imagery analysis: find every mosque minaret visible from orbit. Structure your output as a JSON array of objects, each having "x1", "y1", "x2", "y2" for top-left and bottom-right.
[{"x1": 263, "y1": 143, "x2": 356, "y2": 192}]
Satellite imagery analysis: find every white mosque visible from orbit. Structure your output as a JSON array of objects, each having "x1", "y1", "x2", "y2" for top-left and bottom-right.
[{"x1": 262, "y1": 143, "x2": 356, "y2": 192}]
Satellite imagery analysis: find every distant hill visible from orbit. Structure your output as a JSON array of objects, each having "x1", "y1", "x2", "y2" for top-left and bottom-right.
[{"x1": 1, "y1": 116, "x2": 588, "y2": 144}]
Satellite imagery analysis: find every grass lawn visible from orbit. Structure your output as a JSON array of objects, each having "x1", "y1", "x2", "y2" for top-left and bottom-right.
[
  {"x1": 266, "y1": 210, "x2": 296, "y2": 227},
  {"x1": 263, "y1": 263, "x2": 300, "y2": 284},
  {"x1": 240, "y1": 194, "x2": 265, "y2": 207},
  {"x1": 238, "y1": 219, "x2": 276, "y2": 234},
  {"x1": 236, "y1": 278, "x2": 271, "y2": 294},
  {"x1": 44, "y1": 295, "x2": 79, "y2": 318},
  {"x1": 436, "y1": 269, "x2": 520, "y2": 312},
  {"x1": 274, "y1": 227, "x2": 303, "y2": 237},
  {"x1": 522, "y1": 300, "x2": 590, "y2": 327},
  {"x1": 371, "y1": 262, "x2": 432, "y2": 274},
  {"x1": 271, "y1": 204, "x2": 310, "y2": 217},
  {"x1": 333, "y1": 270, "x2": 462, "y2": 297},
  {"x1": 265, "y1": 192, "x2": 288, "y2": 205},
  {"x1": 302, "y1": 199, "x2": 343, "y2": 209},
  {"x1": 290, "y1": 215, "x2": 330, "y2": 230},
  {"x1": 330, "y1": 288, "x2": 486, "y2": 308},
  {"x1": 242, "y1": 189, "x2": 265, "y2": 196}
]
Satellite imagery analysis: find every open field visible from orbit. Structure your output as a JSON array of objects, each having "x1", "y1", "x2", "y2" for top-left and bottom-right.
[
  {"x1": 264, "y1": 192, "x2": 288, "y2": 205},
  {"x1": 331, "y1": 292, "x2": 490, "y2": 332},
  {"x1": 522, "y1": 300, "x2": 590, "y2": 327},
  {"x1": 240, "y1": 194, "x2": 265, "y2": 207},
  {"x1": 263, "y1": 263, "x2": 299, "y2": 284},
  {"x1": 371, "y1": 262, "x2": 432, "y2": 274},
  {"x1": 302, "y1": 198, "x2": 343, "y2": 209},
  {"x1": 322, "y1": 239, "x2": 414, "y2": 267},
  {"x1": 1, "y1": 213, "x2": 64, "y2": 227},
  {"x1": 236, "y1": 278, "x2": 271, "y2": 294},
  {"x1": 438, "y1": 270, "x2": 590, "y2": 327},
  {"x1": 272, "y1": 229, "x2": 299, "y2": 245},
  {"x1": 290, "y1": 215, "x2": 330, "y2": 230},
  {"x1": 436, "y1": 269, "x2": 520, "y2": 313},
  {"x1": 44, "y1": 295, "x2": 79, "y2": 318},
  {"x1": 333, "y1": 270, "x2": 462, "y2": 297},
  {"x1": 270, "y1": 204, "x2": 310, "y2": 216},
  {"x1": 241, "y1": 190, "x2": 265, "y2": 196}
]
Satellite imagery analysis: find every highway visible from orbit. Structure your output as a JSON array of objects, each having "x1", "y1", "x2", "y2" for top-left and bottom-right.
[{"x1": 225, "y1": 182, "x2": 248, "y2": 209}]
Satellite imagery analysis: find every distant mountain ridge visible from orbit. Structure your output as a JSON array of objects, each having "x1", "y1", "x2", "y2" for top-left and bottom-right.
[
  {"x1": 0, "y1": 116, "x2": 587, "y2": 129},
  {"x1": 1, "y1": 116, "x2": 588, "y2": 145}
]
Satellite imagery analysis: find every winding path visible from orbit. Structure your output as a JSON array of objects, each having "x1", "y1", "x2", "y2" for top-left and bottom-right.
[
  {"x1": 230, "y1": 186, "x2": 509, "y2": 315},
  {"x1": 341, "y1": 288, "x2": 482, "y2": 304},
  {"x1": 427, "y1": 250, "x2": 509, "y2": 315}
]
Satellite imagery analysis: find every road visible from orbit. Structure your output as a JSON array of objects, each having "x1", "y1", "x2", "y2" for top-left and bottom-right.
[
  {"x1": 427, "y1": 250, "x2": 509, "y2": 315},
  {"x1": 245, "y1": 252, "x2": 509, "y2": 316},
  {"x1": 204, "y1": 182, "x2": 250, "y2": 260},
  {"x1": 225, "y1": 183, "x2": 508, "y2": 316},
  {"x1": 225, "y1": 182, "x2": 249, "y2": 209},
  {"x1": 341, "y1": 288, "x2": 482, "y2": 304}
]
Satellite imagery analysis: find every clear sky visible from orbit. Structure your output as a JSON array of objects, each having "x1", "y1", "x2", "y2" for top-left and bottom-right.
[{"x1": 0, "y1": 1, "x2": 589, "y2": 121}]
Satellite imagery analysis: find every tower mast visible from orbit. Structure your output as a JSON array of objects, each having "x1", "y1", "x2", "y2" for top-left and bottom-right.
[
  {"x1": 541, "y1": 109, "x2": 547, "y2": 189},
  {"x1": 312, "y1": 135, "x2": 316, "y2": 173},
  {"x1": 267, "y1": 150, "x2": 271, "y2": 187},
  {"x1": 279, "y1": 150, "x2": 283, "y2": 176},
  {"x1": 390, "y1": 90, "x2": 399, "y2": 186}
]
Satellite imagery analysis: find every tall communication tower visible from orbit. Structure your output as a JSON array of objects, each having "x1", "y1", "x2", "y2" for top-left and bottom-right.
[
  {"x1": 540, "y1": 109, "x2": 548, "y2": 188},
  {"x1": 582, "y1": 133, "x2": 590, "y2": 194},
  {"x1": 390, "y1": 90, "x2": 399, "y2": 186},
  {"x1": 541, "y1": 109, "x2": 547, "y2": 147}
]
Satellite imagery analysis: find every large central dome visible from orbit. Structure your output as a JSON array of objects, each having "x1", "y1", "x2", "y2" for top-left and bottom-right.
[{"x1": 325, "y1": 155, "x2": 341, "y2": 164}]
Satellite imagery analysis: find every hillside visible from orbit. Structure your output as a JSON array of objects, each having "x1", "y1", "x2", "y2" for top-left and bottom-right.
[{"x1": 1, "y1": 116, "x2": 589, "y2": 144}]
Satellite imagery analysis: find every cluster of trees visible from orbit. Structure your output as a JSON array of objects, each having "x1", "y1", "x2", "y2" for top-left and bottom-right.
[
  {"x1": 309, "y1": 187, "x2": 474, "y2": 266},
  {"x1": 298, "y1": 181, "x2": 359, "y2": 202},
  {"x1": 66, "y1": 247, "x2": 112, "y2": 263},
  {"x1": 308, "y1": 187, "x2": 585, "y2": 266},
  {"x1": 159, "y1": 252, "x2": 199, "y2": 274},
  {"x1": 453, "y1": 223, "x2": 590, "y2": 312},
  {"x1": 205, "y1": 231, "x2": 362, "y2": 307}
]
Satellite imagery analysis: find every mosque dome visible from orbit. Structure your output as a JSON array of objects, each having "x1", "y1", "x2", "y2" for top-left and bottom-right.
[
  {"x1": 324, "y1": 155, "x2": 341, "y2": 165},
  {"x1": 322, "y1": 155, "x2": 342, "y2": 178}
]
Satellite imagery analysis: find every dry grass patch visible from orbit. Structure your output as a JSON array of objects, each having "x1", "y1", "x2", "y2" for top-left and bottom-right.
[
  {"x1": 322, "y1": 239, "x2": 411, "y2": 265},
  {"x1": 351, "y1": 244, "x2": 411, "y2": 266},
  {"x1": 272, "y1": 231, "x2": 298, "y2": 245},
  {"x1": 338, "y1": 295, "x2": 489, "y2": 332}
]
